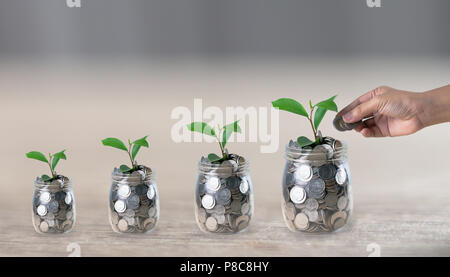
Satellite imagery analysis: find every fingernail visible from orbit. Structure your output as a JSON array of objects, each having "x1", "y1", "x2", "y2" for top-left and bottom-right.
[{"x1": 343, "y1": 113, "x2": 353, "y2": 122}]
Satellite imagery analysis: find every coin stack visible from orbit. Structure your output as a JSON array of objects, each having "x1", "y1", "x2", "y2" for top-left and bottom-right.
[
  {"x1": 32, "y1": 176, "x2": 75, "y2": 234},
  {"x1": 195, "y1": 154, "x2": 253, "y2": 234},
  {"x1": 282, "y1": 138, "x2": 352, "y2": 233},
  {"x1": 109, "y1": 165, "x2": 159, "y2": 233}
]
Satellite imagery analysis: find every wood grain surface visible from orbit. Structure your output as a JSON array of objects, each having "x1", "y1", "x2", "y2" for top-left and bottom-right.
[{"x1": 0, "y1": 58, "x2": 449, "y2": 256}]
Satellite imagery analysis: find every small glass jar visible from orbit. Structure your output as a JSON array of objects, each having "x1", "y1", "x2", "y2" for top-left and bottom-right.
[
  {"x1": 195, "y1": 155, "x2": 254, "y2": 234},
  {"x1": 109, "y1": 166, "x2": 159, "y2": 233},
  {"x1": 32, "y1": 176, "x2": 76, "y2": 234},
  {"x1": 282, "y1": 138, "x2": 353, "y2": 233}
]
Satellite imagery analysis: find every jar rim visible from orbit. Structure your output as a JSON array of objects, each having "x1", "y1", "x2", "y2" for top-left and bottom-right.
[
  {"x1": 34, "y1": 175, "x2": 71, "y2": 189},
  {"x1": 111, "y1": 165, "x2": 154, "y2": 183},
  {"x1": 198, "y1": 155, "x2": 250, "y2": 176},
  {"x1": 284, "y1": 140, "x2": 348, "y2": 162}
]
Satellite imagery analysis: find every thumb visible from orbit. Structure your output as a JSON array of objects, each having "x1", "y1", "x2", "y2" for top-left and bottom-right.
[{"x1": 342, "y1": 96, "x2": 381, "y2": 123}]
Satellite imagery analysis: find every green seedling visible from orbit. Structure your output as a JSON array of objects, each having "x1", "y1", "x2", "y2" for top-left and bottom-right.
[
  {"x1": 272, "y1": 95, "x2": 338, "y2": 147},
  {"x1": 186, "y1": 120, "x2": 241, "y2": 163},
  {"x1": 26, "y1": 150, "x2": 67, "y2": 182},
  {"x1": 101, "y1": 136, "x2": 149, "y2": 173}
]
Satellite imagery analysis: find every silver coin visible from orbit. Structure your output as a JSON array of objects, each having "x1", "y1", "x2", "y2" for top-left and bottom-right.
[
  {"x1": 148, "y1": 206, "x2": 156, "y2": 217},
  {"x1": 47, "y1": 219, "x2": 55, "y2": 227},
  {"x1": 337, "y1": 196, "x2": 348, "y2": 210},
  {"x1": 64, "y1": 193, "x2": 72, "y2": 205},
  {"x1": 235, "y1": 215, "x2": 250, "y2": 229},
  {"x1": 308, "y1": 178, "x2": 326, "y2": 194},
  {"x1": 114, "y1": 200, "x2": 126, "y2": 213},
  {"x1": 39, "y1": 192, "x2": 51, "y2": 204},
  {"x1": 66, "y1": 211, "x2": 73, "y2": 220},
  {"x1": 110, "y1": 212, "x2": 119, "y2": 225},
  {"x1": 321, "y1": 144, "x2": 334, "y2": 159},
  {"x1": 206, "y1": 176, "x2": 221, "y2": 192},
  {"x1": 48, "y1": 201, "x2": 59, "y2": 213},
  {"x1": 205, "y1": 216, "x2": 218, "y2": 231},
  {"x1": 239, "y1": 179, "x2": 249, "y2": 194},
  {"x1": 197, "y1": 208, "x2": 207, "y2": 223},
  {"x1": 201, "y1": 194, "x2": 215, "y2": 210},
  {"x1": 214, "y1": 214, "x2": 226, "y2": 225},
  {"x1": 330, "y1": 211, "x2": 347, "y2": 226},
  {"x1": 212, "y1": 204, "x2": 226, "y2": 215},
  {"x1": 284, "y1": 202, "x2": 296, "y2": 221},
  {"x1": 294, "y1": 213, "x2": 309, "y2": 230},
  {"x1": 118, "y1": 184, "x2": 131, "y2": 198},
  {"x1": 335, "y1": 167, "x2": 347, "y2": 185},
  {"x1": 124, "y1": 216, "x2": 135, "y2": 226},
  {"x1": 146, "y1": 185, "x2": 155, "y2": 199},
  {"x1": 230, "y1": 200, "x2": 241, "y2": 212},
  {"x1": 305, "y1": 210, "x2": 319, "y2": 222},
  {"x1": 333, "y1": 217, "x2": 346, "y2": 230},
  {"x1": 117, "y1": 219, "x2": 128, "y2": 232},
  {"x1": 39, "y1": 221, "x2": 49, "y2": 232},
  {"x1": 294, "y1": 164, "x2": 313, "y2": 182},
  {"x1": 62, "y1": 220, "x2": 72, "y2": 232},
  {"x1": 143, "y1": 218, "x2": 156, "y2": 231},
  {"x1": 318, "y1": 164, "x2": 336, "y2": 180},
  {"x1": 216, "y1": 188, "x2": 231, "y2": 204},
  {"x1": 127, "y1": 194, "x2": 140, "y2": 210},
  {"x1": 325, "y1": 193, "x2": 338, "y2": 207},
  {"x1": 305, "y1": 198, "x2": 319, "y2": 211},
  {"x1": 37, "y1": 205, "x2": 47, "y2": 216},
  {"x1": 289, "y1": 186, "x2": 306, "y2": 204},
  {"x1": 241, "y1": 203, "x2": 250, "y2": 215}
]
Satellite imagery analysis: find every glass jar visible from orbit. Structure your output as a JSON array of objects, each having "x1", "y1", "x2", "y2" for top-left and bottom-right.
[
  {"x1": 195, "y1": 155, "x2": 254, "y2": 234},
  {"x1": 282, "y1": 138, "x2": 353, "y2": 233},
  {"x1": 32, "y1": 176, "x2": 76, "y2": 234},
  {"x1": 109, "y1": 166, "x2": 159, "y2": 233}
]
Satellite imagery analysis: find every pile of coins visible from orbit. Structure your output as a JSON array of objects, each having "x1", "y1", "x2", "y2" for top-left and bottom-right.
[
  {"x1": 109, "y1": 166, "x2": 159, "y2": 233},
  {"x1": 282, "y1": 138, "x2": 352, "y2": 233},
  {"x1": 195, "y1": 154, "x2": 253, "y2": 233},
  {"x1": 32, "y1": 176, "x2": 75, "y2": 234}
]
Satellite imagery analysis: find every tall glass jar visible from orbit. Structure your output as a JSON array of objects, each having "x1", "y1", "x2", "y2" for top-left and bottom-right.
[
  {"x1": 282, "y1": 138, "x2": 353, "y2": 233},
  {"x1": 109, "y1": 166, "x2": 159, "y2": 233},
  {"x1": 195, "y1": 155, "x2": 254, "y2": 234},
  {"x1": 32, "y1": 176, "x2": 76, "y2": 234}
]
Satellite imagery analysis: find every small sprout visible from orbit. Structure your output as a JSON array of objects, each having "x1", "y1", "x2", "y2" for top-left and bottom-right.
[
  {"x1": 187, "y1": 120, "x2": 241, "y2": 163},
  {"x1": 26, "y1": 150, "x2": 67, "y2": 181},
  {"x1": 272, "y1": 95, "x2": 338, "y2": 147},
  {"x1": 101, "y1": 136, "x2": 149, "y2": 173}
]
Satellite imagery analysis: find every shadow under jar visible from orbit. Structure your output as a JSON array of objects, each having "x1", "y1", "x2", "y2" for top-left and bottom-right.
[
  {"x1": 109, "y1": 166, "x2": 159, "y2": 233},
  {"x1": 32, "y1": 176, "x2": 76, "y2": 234},
  {"x1": 282, "y1": 138, "x2": 353, "y2": 233},
  {"x1": 195, "y1": 155, "x2": 254, "y2": 234}
]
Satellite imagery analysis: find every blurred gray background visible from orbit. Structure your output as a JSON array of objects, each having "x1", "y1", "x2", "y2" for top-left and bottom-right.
[{"x1": 0, "y1": 0, "x2": 449, "y2": 59}]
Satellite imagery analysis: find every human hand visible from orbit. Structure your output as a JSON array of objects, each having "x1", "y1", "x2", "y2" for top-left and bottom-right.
[{"x1": 337, "y1": 86, "x2": 426, "y2": 137}]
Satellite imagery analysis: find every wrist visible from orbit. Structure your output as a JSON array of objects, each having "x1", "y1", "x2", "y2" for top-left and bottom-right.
[{"x1": 419, "y1": 85, "x2": 450, "y2": 128}]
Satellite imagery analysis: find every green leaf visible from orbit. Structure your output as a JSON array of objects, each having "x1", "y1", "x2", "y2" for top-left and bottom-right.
[
  {"x1": 41, "y1": 174, "x2": 52, "y2": 182},
  {"x1": 101, "y1": 138, "x2": 128, "y2": 151},
  {"x1": 119, "y1": 164, "x2": 132, "y2": 173},
  {"x1": 207, "y1": 153, "x2": 222, "y2": 162},
  {"x1": 131, "y1": 136, "x2": 149, "y2": 161},
  {"x1": 309, "y1": 100, "x2": 313, "y2": 109},
  {"x1": 297, "y1": 136, "x2": 316, "y2": 147},
  {"x1": 133, "y1": 136, "x2": 149, "y2": 147},
  {"x1": 313, "y1": 95, "x2": 338, "y2": 130},
  {"x1": 272, "y1": 98, "x2": 308, "y2": 117},
  {"x1": 314, "y1": 95, "x2": 338, "y2": 112},
  {"x1": 51, "y1": 150, "x2": 67, "y2": 171},
  {"x1": 221, "y1": 120, "x2": 241, "y2": 148},
  {"x1": 26, "y1": 151, "x2": 48, "y2": 163},
  {"x1": 186, "y1": 122, "x2": 216, "y2": 137}
]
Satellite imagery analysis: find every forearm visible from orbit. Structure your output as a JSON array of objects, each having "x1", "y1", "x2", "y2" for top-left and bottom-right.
[{"x1": 418, "y1": 85, "x2": 450, "y2": 128}]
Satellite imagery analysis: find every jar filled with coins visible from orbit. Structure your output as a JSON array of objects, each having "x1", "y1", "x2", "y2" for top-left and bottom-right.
[
  {"x1": 32, "y1": 176, "x2": 76, "y2": 234},
  {"x1": 109, "y1": 166, "x2": 159, "y2": 233},
  {"x1": 195, "y1": 155, "x2": 254, "y2": 234},
  {"x1": 282, "y1": 138, "x2": 353, "y2": 233}
]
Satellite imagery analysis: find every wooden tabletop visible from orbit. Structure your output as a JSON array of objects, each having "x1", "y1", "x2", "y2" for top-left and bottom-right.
[{"x1": 1, "y1": 58, "x2": 449, "y2": 256}]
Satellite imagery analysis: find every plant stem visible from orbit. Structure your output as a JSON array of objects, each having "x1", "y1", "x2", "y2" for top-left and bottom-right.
[
  {"x1": 47, "y1": 156, "x2": 55, "y2": 177},
  {"x1": 215, "y1": 127, "x2": 226, "y2": 158},
  {"x1": 308, "y1": 107, "x2": 318, "y2": 141},
  {"x1": 127, "y1": 142, "x2": 135, "y2": 168}
]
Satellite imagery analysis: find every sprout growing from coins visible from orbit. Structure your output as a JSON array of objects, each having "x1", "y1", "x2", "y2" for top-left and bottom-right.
[
  {"x1": 186, "y1": 120, "x2": 241, "y2": 163},
  {"x1": 26, "y1": 150, "x2": 67, "y2": 182},
  {"x1": 272, "y1": 96, "x2": 338, "y2": 147},
  {"x1": 101, "y1": 136, "x2": 149, "y2": 173}
]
